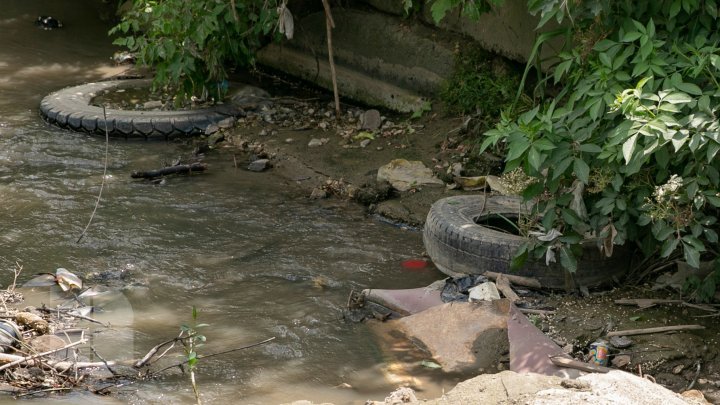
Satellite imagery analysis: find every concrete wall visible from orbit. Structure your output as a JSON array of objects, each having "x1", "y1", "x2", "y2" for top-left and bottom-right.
[{"x1": 362, "y1": 0, "x2": 564, "y2": 64}]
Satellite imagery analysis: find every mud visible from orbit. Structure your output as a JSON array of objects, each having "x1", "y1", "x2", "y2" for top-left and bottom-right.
[{"x1": 213, "y1": 81, "x2": 720, "y2": 403}]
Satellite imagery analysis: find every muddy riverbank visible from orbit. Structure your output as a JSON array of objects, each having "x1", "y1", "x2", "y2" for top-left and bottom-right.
[{"x1": 212, "y1": 82, "x2": 720, "y2": 403}]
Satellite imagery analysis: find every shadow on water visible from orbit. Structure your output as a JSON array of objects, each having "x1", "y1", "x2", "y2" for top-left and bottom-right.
[{"x1": 0, "y1": 1, "x2": 451, "y2": 403}]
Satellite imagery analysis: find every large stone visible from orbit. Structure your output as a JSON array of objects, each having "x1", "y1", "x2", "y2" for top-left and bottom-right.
[
  {"x1": 377, "y1": 159, "x2": 444, "y2": 191},
  {"x1": 368, "y1": 369, "x2": 708, "y2": 404},
  {"x1": 394, "y1": 300, "x2": 511, "y2": 374}
]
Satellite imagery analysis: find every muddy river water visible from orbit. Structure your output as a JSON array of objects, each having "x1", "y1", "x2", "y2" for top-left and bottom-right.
[{"x1": 0, "y1": 2, "x2": 447, "y2": 403}]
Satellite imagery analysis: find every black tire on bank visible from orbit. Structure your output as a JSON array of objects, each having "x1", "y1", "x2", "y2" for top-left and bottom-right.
[
  {"x1": 39, "y1": 79, "x2": 244, "y2": 138},
  {"x1": 423, "y1": 195, "x2": 631, "y2": 290}
]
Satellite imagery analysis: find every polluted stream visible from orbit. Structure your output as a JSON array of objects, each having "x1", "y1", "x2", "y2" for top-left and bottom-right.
[{"x1": 0, "y1": 2, "x2": 448, "y2": 403}]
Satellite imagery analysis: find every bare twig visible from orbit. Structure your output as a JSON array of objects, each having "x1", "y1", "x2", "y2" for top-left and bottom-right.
[
  {"x1": 549, "y1": 355, "x2": 611, "y2": 373},
  {"x1": 484, "y1": 271, "x2": 542, "y2": 289},
  {"x1": 496, "y1": 274, "x2": 520, "y2": 303},
  {"x1": 77, "y1": 105, "x2": 110, "y2": 244},
  {"x1": 37, "y1": 307, "x2": 108, "y2": 327},
  {"x1": 0, "y1": 339, "x2": 87, "y2": 372},
  {"x1": 150, "y1": 337, "x2": 275, "y2": 376},
  {"x1": 321, "y1": 0, "x2": 340, "y2": 118},
  {"x1": 606, "y1": 324, "x2": 705, "y2": 337},
  {"x1": 134, "y1": 333, "x2": 188, "y2": 368},
  {"x1": 90, "y1": 347, "x2": 117, "y2": 376},
  {"x1": 614, "y1": 298, "x2": 683, "y2": 309}
]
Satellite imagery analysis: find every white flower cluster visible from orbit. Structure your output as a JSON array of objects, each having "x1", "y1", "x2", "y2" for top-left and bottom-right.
[{"x1": 653, "y1": 174, "x2": 683, "y2": 202}]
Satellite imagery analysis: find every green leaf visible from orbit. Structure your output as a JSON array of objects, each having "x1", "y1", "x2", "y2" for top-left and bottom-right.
[
  {"x1": 663, "y1": 92, "x2": 692, "y2": 104},
  {"x1": 559, "y1": 246, "x2": 578, "y2": 273},
  {"x1": 574, "y1": 158, "x2": 590, "y2": 184},
  {"x1": 510, "y1": 243, "x2": 529, "y2": 270},
  {"x1": 621, "y1": 31, "x2": 642, "y2": 42},
  {"x1": 676, "y1": 82, "x2": 703, "y2": 95},
  {"x1": 430, "y1": 0, "x2": 454, "y2": 24},
  {"x1": 553, "y1": 156, "x2": 575, "y2": 180},
  {"x1": 528, "y1": 147, "x2": 543, "y2": 172},
  {"x1": 684, "y1": 244, "x2": 701, "y2": 268},
  {"x1": 506, "y1": 138, "x2": 530, "y2": 161},
  {"x1": 594, "y1": 39, "x2": 617, "y2": 52},
  {"x1": 622, "y1": 134, "x2": 638, "y2": 164},
  {"x1": 579, "y1": 143, "x2": 602, "y2": 153},
  {"x1": 660, "y1": 236, "x2": 680, "y2": 257},
  {"x1": 669, "y1": 0, "x2": 682, "y2": 18}
]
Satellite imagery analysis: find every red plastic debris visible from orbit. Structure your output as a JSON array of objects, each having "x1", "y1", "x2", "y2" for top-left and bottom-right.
[{"x1": 401, "y1": 259, "x2": 428, "y2": 269}]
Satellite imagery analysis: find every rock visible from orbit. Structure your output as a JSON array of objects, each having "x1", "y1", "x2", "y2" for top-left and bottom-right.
[
  {"x1": 468, "y1": 282, "x2": 501, "y2": 302},
  {"x1": 230, "y1": 85, "x2": 271, "y2": 105},
  {"x1": 143, "y1": 100, "x2": 163, "y2": 110},
  {"x1": 207, "y1": 132, "x2": 224, "y2": 146},
  {"x1": 310, "y1": 188, "x2": 328, "y2": 199},
  {"x1": 28, "y1": 335, "x2": 66, "y2": 355},
  {"x1": 360, "y1": 139, "x2": 371, "y2": 148},
  {"x1": 308, "y1": 138, "x2": 325, "y2": 147},
  {"x1": 360, "y1": 109, "x2": 382, "y2": 130},
  {"x1": 376, "y1": 159, "x2": 444, "y2": 192},
  {"x1": 611, "y1": 354, "x2": 631, "y2": 368},
  {"x1": 15, "y1": 312, "x2": 49, "y2": 335},
  {"x1": 217, "y1": 117, "x2": 235, "y2": 128},
  {"x1": 449, "y1": 162, "x2": 463, "y2": 177},
  {"x1": 248, "y1": 159, "x2": 271, "y2": 172},
  {"x1": 609, "y1": 335, "x2": 633, "y2": 349},
  {"x1": 394, "y1": 300, "x2": 511, "y2": 374},
  {"x1": 681, "y1": 390, "x2": 710, "y2": 404},
  {"x1": 373, "y1": 369, "x2": 703, "y2": 405},
  {"x1": 204, "y1": 124, "x2": 220, "y2": 135}
]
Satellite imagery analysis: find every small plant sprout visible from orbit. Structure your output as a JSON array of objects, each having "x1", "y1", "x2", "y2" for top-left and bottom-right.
[{"x1": 181, "y1": 306, "x2": 209, "y2": 405}]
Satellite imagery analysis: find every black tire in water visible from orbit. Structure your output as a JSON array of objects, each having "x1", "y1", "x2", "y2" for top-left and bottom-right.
[
  {"x1": 39, "y1": 79, "x2": 243, "y2": 138},
  {"x1": 423, "y1": 195, "x2": 631, "y2": 290}
]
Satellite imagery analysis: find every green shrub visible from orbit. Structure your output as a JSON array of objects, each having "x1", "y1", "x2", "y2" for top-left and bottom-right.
[
  {"x1": 441, "y1": 48, "x2": 521, "y2": 116},
  {"x1": 110, "y1": 0, "x2": 280, "y2": 103},
  {"x1": 481, "y1": 0, "x2": 720, "y2": 300}
]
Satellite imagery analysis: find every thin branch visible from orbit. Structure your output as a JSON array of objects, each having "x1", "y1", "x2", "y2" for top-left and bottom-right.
[
  {"x1": 321, "y1": 0, "x2": 340, "y2": 118},
  {"x1": 150, "y1": 337, "x2": 275, "y2": 375},
  {"x1": 0, "y1": 339, "x2": 87, "y2": 372},
  {"x1": 77, "y1": 105, "x2": 110, "y2": 244}
]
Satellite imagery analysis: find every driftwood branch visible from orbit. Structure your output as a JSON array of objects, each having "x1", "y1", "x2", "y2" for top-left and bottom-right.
[
  {"x1": 496, "y1": 274, "x2": 520, "y2": 303},
  {"x1": 484, "y1": 271, "x2": 542, "y2": 289},
  {"x1": 517, "y1": 307, "x2": 555, "y2": 315},
  {"x1": 0, "y1": 339, "x2": 87, "y2": 372},
  {"x1": 321, "y1": 0, "x2": 341, "y2": 118},
  {"x1": 614, "y1": 298, "x2": 683, "y2": 309},
  {"x1": 606, "y1": 324, "x2": 705, "y2": 337},
  {"x1": 549, "y1": 355, "x2": 611, "y2": 373},
  {"x1": 131, "y1": 163, "x2": 208, "y2": 179}
]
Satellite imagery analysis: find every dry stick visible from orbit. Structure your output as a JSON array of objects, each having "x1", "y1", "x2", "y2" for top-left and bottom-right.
[
  {"x1": 614, "y1": 298, "x2": 684, "y2": 308},
  {"x1": 484, "y1": 271, "x2": 542, "y2": 289},
  {"x1": 134, "y1": 333, "x2": 189, "y2": 368},
  {"x1": 77, "y1": 105, "x2": 110, "y2": 244},
  {"x1": 37, "y1": 307, "x2": 108, "y2": 327},
  {"x1": 0, "y1": 339, "x2": 87, "y2": 372},
  {"x1": 151, "y1": 337, "x2": 275, "y2": 375},
  {"x1": 549, "y1": 355, "x2": 611, "y2": 373},
  {"x1": 517, "y1": 308, "x2": 555, "y2": 315},
  {"x1": 606, "y1": 324, "x2": 705, "y2": 337},
  {"x1": 495, "y1": 274, "x2": 520, "y2": 303},
  {"x1": 321, "y1": 0, "x2": 340, "y2": 118}
]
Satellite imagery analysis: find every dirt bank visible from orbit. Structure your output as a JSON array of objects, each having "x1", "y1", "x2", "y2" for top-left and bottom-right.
[{"x1": 212, "y1": 83, "x2": 718, "y2": 404}]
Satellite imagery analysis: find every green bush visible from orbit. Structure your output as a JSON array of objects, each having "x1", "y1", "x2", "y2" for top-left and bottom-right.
[
  {"x1": 481, "y1": 0, "x2": 720, "y2": 300},
  {"x1": 441, "y1": 47, "x2": 520, "y2": 116},
  {"x1": 110, "y1": 0, "x2": 280, "y2": 103}
]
